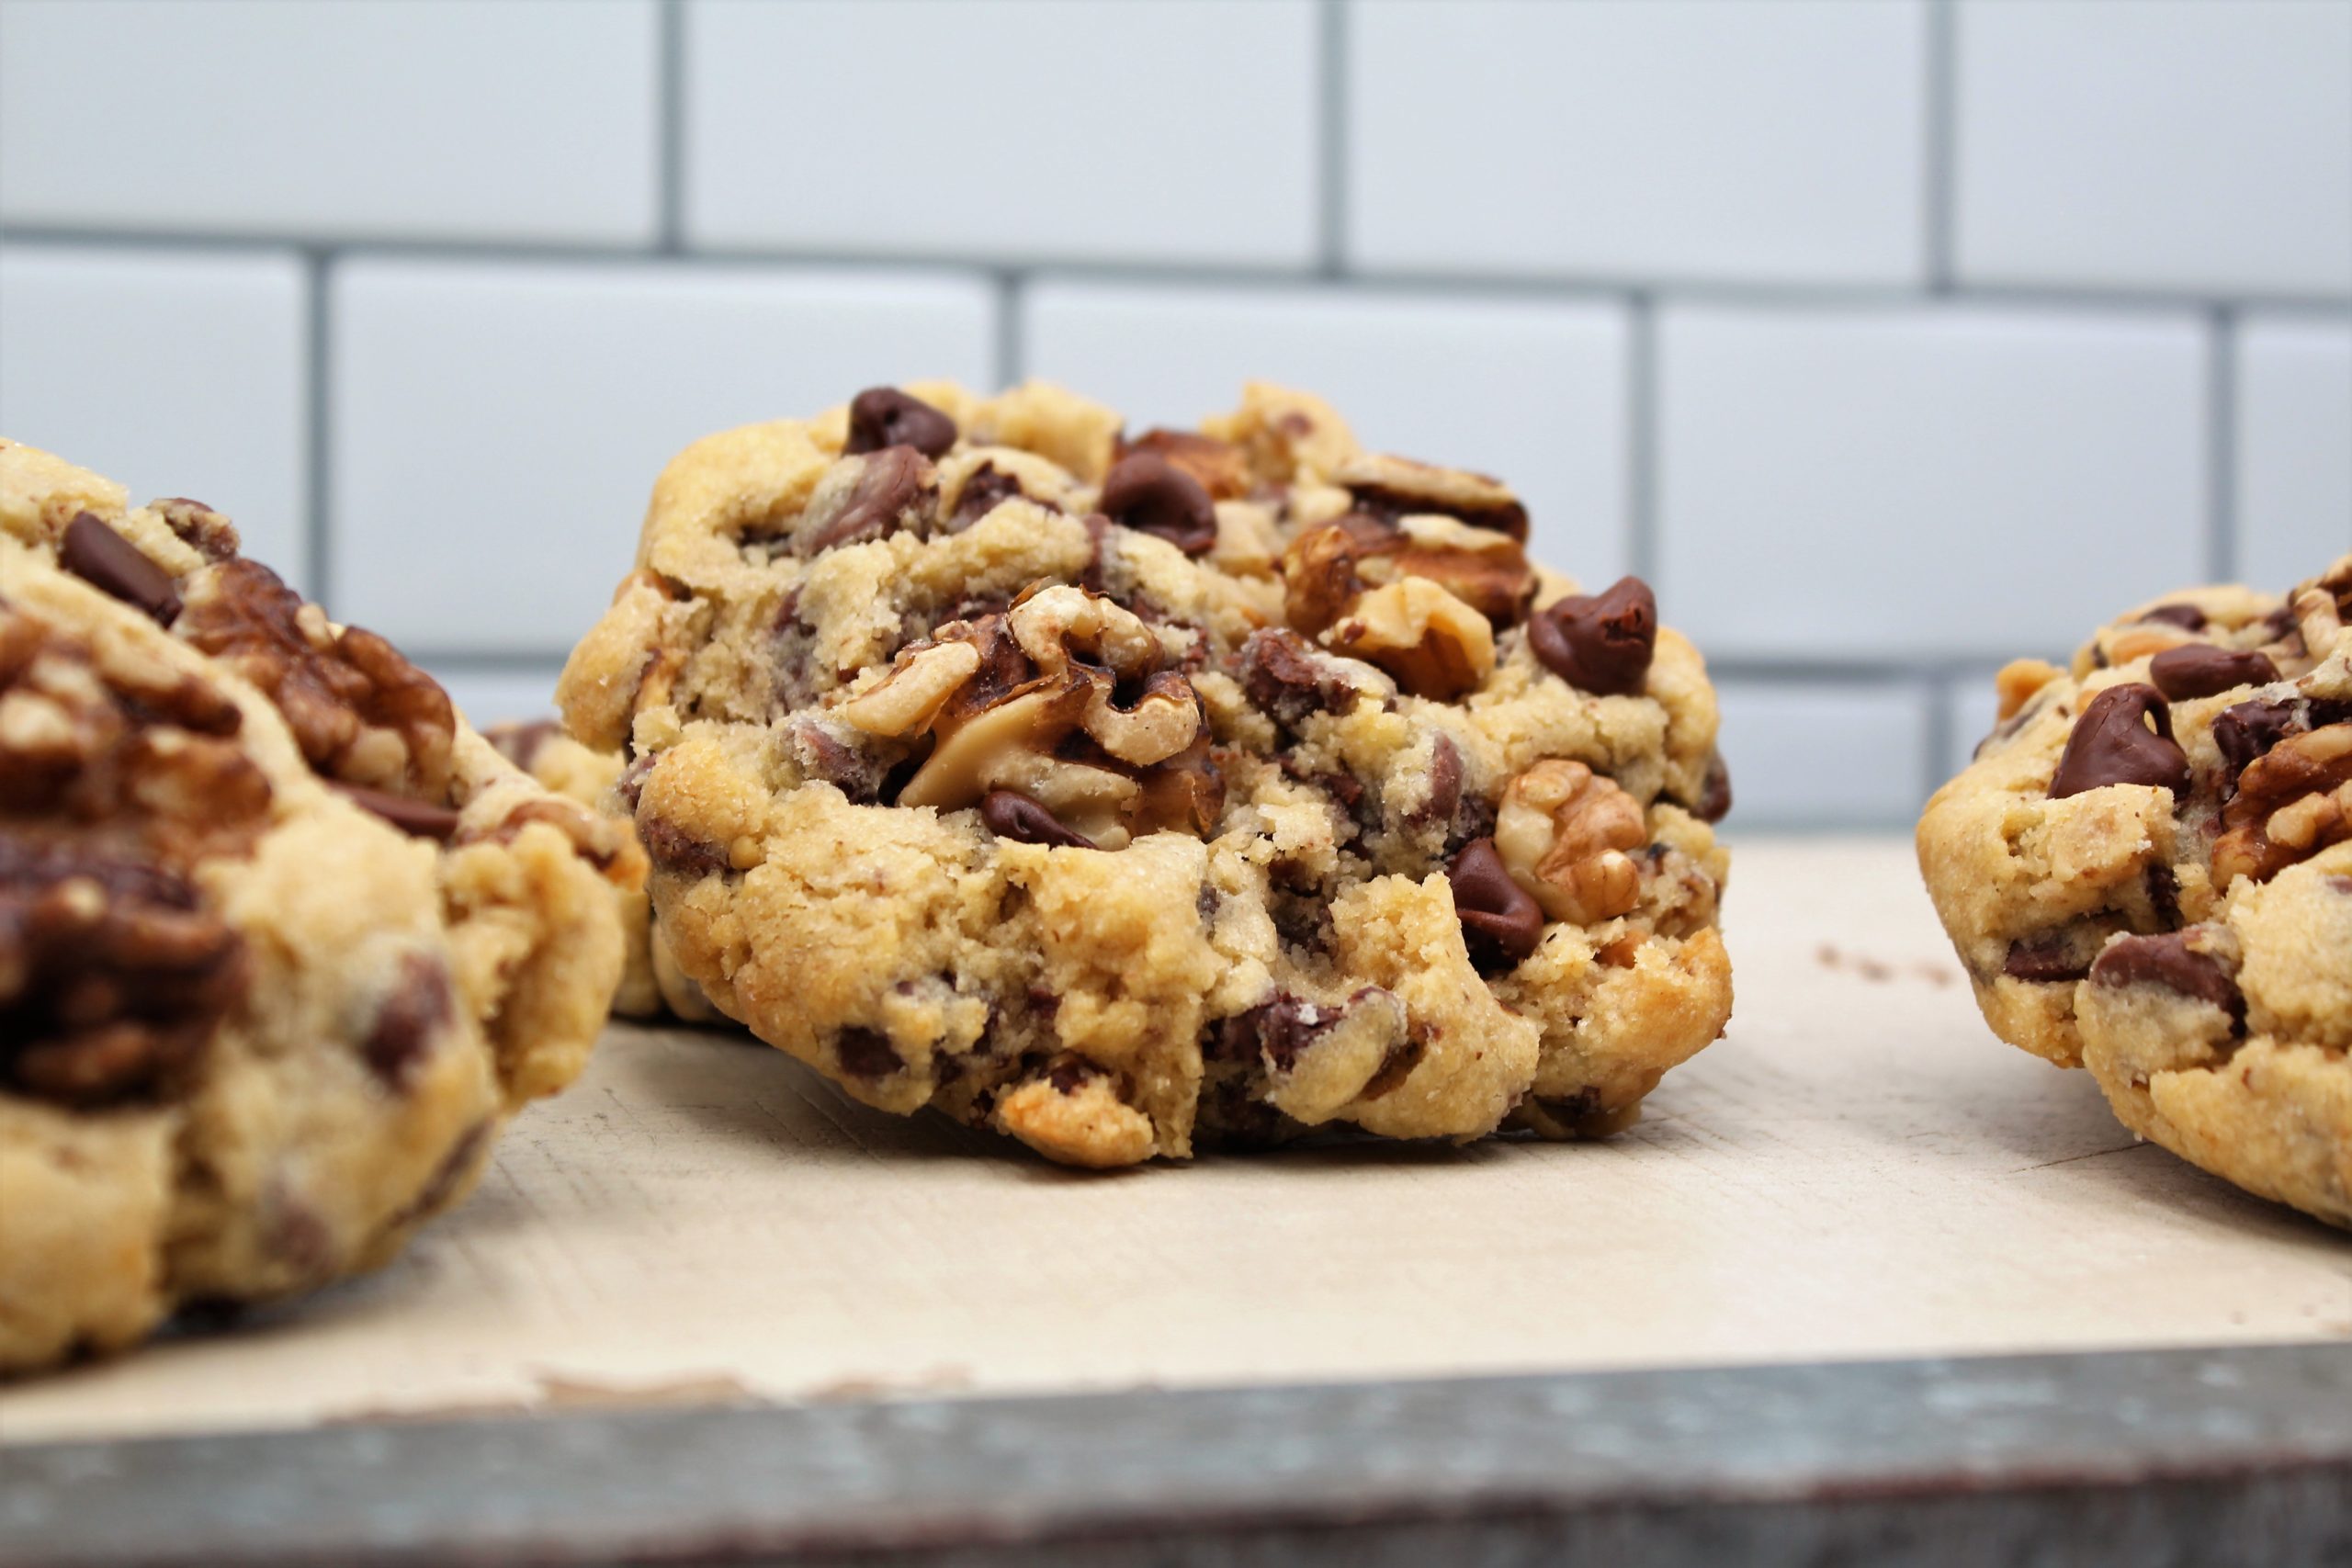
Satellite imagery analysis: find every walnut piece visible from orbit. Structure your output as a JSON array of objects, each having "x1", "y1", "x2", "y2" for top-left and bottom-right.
[
  {"x1": 2212, "y1": 721, "x2": 2352, "y2": 886},
  {"x1": 1321, "y1": 578, "x2": 1496, "y2": 703},
  {"x1": 1331, "y1": 452, "x2": 1530, "y2": 542},
  {"x1": 1283, "y1": 513, "x2": 1535, "y2": 637},
  {"x1": 832, "y1": 586, "x2": 1219, "y2": 848},
  {"x1": 1492, "y1": 759, "x2": 1646, "y2": 924},
  {"x1": 0, "y1": 599, "x2": 268, "y2": 1106},
  {"x1": 177, "y1": 558, "x2": 456, "y2": 800}
]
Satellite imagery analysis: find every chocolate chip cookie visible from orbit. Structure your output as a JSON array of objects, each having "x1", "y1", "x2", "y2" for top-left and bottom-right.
[
  {"x1": 1920, "y1": 556, "x2": 2352, "y2": 1228},
  {"x1": 483, "y1": 718, "x2": 718, "y2": 1024},
  {"x1": 0, "y1": 441, "x2": 638, "y2": 1371},
  {"x1": 560, "y1": 381, "x2": 1732, "y2": 1167}
]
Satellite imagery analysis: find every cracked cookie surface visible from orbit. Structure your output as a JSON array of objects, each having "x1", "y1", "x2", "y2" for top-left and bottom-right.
[
  {"x1": 0, "y1": 442, "x2": 636, "y2": 1371},
  {"x1": 1919, "y1": 555, "x2": 2352, "y2": 1227},
  {"x1": 561, "y1": 381, "x2": 1731, "y2": 1167}
]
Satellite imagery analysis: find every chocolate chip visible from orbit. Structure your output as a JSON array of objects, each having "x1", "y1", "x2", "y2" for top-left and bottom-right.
[
  {"x1": 834, "y1": 1026, "x2": 900, "y2": 1078},
  {"x1": 61, "y1": 512, "x2": 181, "y2": 626},
  {"x1": 979, "y1": 789, "x2": 1097, "y2": 850},
  {"x1": 2147, "y1": 862, "x2": 2182, "y2": 929},
  {"x1": 362, "y1": 952, "x2": 454, "y2": 1086},
  {"x1": 2002, "y1": 932, "x2": 2090, "y2": 984},
  {"x1": 2148, "y1": 644, "x2": 2279, "y2": 702},
  {"x1": 2213, "y1": 698, "x2": 2301, "y2": 782},
  {"x1": 844, "y1": 387, "x2": 956, "y2": 460},
  {"x1": 1239, "y1": 628, "x2": 1363, "y2": 732},
  {"x1": 1249, "y1": 994, "x2": 1340, "y2": 1073},
  {"x1": 1044, "y1": 1055, "x2": 1096, "y2": 1094},
  {"x1": 1100, "y1": 452, "x2": 1217, "y2": 557},
  {"x1": 2257, "y1": 604, "x2": 2300, "y2": 643},
  {"x1": 1527, "y1": 577, "x2": 1657, "y2": 696},
  {"x1": 1406, "y1": 734, "x2": 1464, "y2": 830},
  {"x1": 483, "y1": 718, "x2": 561, "y2": 772},
  {"x1": 2089, "y1": 932, "x2": 2241, "y2": 1015},
  {"x1": 2048, "y1": 684, "x2": 2189, "y2": 799},
  {"x1": 333, "y1": 781, "x2": 460, "y2": 840},
  {"x1": 1119, "y1": 429, "x2": 1250, "y2": 500},
  {"x1": 801, "y1": 445, "x2": 931, "y2": 554},
  {"x1": 639, "y1": 815, "x2": 729, "y2": 876},
  {"x1": 948, "y1": 462, "x2": 1028, "y2": 531},
  {"x1": 1692, "y1": 751, "x2": 1732, "y2": 824},
  {"x1": 1446, "y1": 837, "x2": 1544, "y2": 969},
  {"x1": 2330, "y1": 876, "x2": 2352, "y2": 895},
  {"x1": 2137, "y1": 603, "x2": 2207, "y2": 630}
]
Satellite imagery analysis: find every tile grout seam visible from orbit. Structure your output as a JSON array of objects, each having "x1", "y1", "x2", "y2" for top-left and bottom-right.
[
  {"x1": 1924, "y1": 0, "x2": 1958, "y2": 292},
  {"x1": 1317, "y1": 0, "x2": 1349, "y2": 278},
  {"x1": 302, "y1": 247, "x2": 333, "y2": 602},
  {"x1": 655, "y1": 0, "x2": 686, "y2": 255},
  {"x1": 2207, "y1": 306, "x2": 2238, "y2": 582}
]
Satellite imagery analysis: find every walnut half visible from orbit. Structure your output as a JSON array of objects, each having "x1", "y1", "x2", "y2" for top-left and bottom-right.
[{"x1": 1493, "y1": 760, "x2": 1645, "y2": 925}]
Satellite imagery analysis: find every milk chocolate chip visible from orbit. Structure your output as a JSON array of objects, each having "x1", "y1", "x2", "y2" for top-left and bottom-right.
[
  {"x1": 1528, "y1": 577, "x2": 1657, "y2": 696},
  {"x1": 333, "y1": 781, "x2": 460, "y2": 840},
  {"x1": 62, "y1": 513, "x2": 182, "y2": 626},
  {"x1": 2148, "y1": 644, "x2": 2278, "y2": 703},
  {"x1": 2049, "y1": 684, "x2": 2189, "y2": 799},
  {"x1": 2089, "y1": 932, "x2": 2241, "y2": 1014},
  {"x1": 1447, "y1": 836, "x2": 1544, "y2": 970},
  {"x1": 979, "y1": 788, "x2": 1097, "y2": 850},
  {"x1": 1100, "y1": 452, "x2": 1216, "y2": 557},
  {"x1": 844, "y1": 387, "x2": 956, "y2": 460}
]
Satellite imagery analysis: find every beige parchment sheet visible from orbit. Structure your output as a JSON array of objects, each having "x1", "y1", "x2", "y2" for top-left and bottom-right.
[{"x1": 4, "y1": 838, "x2": 2346, "y2": 1444}]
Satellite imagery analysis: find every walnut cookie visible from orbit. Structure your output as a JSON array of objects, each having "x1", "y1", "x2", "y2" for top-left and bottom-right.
[
  {"x1": 1919, "y1": 556, "x2": 2352, "y2": 1228},
  {"x1": 559, "y1": 381, "x2": 1732, "y2": 1168},
  {"x1": 0, "y1": 441, "x2": 638, "y2": 1372}
]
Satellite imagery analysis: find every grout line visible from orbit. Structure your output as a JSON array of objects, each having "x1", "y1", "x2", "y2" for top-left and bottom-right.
[
  {"x1": 6, "y1": 223, "x2": 2346, "y2": 316},
  {"x1": 302, "y1": 248, "x2": 333, "y2": 603},
  {"x1": 1922, "y1": 671, "x2": 1958, "y2": 797},
  {"x1": 1317, "y1": 0, "x2": 1349, "y2": 278},
  {"x1": 1923, "y1": 0, "x2": 1957, "y2": 291},
  {"x1": 995, "y1": 271, "x2": 1025, "y2": 390},
  {"x1": 656, "y1": 0, "x2": 686, "y2": 254},
  {"x1": 2207, "y1": 306, "x2": 2238, "y2": 581},
  {"x1": 1625, "y1": 294, "x2": 1657, "y2": 583}
]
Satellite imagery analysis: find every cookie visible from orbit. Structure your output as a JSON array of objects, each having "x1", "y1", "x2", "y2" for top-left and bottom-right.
[
  {"x1": 560, "y1": 381, "x2": 1731, "y2": 1167},
  {"x1": 483, "y1": 719, "x2": 718, "y2": 1023},
  {"x1": 1919, "y1": 555, "x2": 2352, "y2": 1227},
  {"x1": 0, "y1": 442, "x2": 638, "y2": 1371}
]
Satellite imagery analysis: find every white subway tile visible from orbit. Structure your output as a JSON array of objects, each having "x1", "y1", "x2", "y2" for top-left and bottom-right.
[
  {"x1": 0, "y1": 245, "x2": 311, "y2": 586},
  {"x1": 684, "y1": 1, "x2": 1317, "y2": 267},
  {"x1": 1711, "y1": 679, "x2": 1929, "y2": 829},
  {"x1": 1657, "y1": 303, "x2": 2208, "y2": 660},
  {"x1": 428, "y1": 668, "x2": 565, "y2": 732},
  {"x1": 1955, "y1": 0, "x2": 2352, "y2": 299},
  {"x1": 2235, "y1": 316, "x2": 2352, "y2": 592},
  {"x1": 329, "y1": 259, "x2": 996, "y2": 654},
  {"x1": 0, "y1": 1, "x2": 658, "y2": 244},
  {"x1": 1023, "y1": 280, "x2": 1629, "y2": 583},
  {"x1": 1346, "y1": 0, "x2": 1927, "y2": 287}
]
